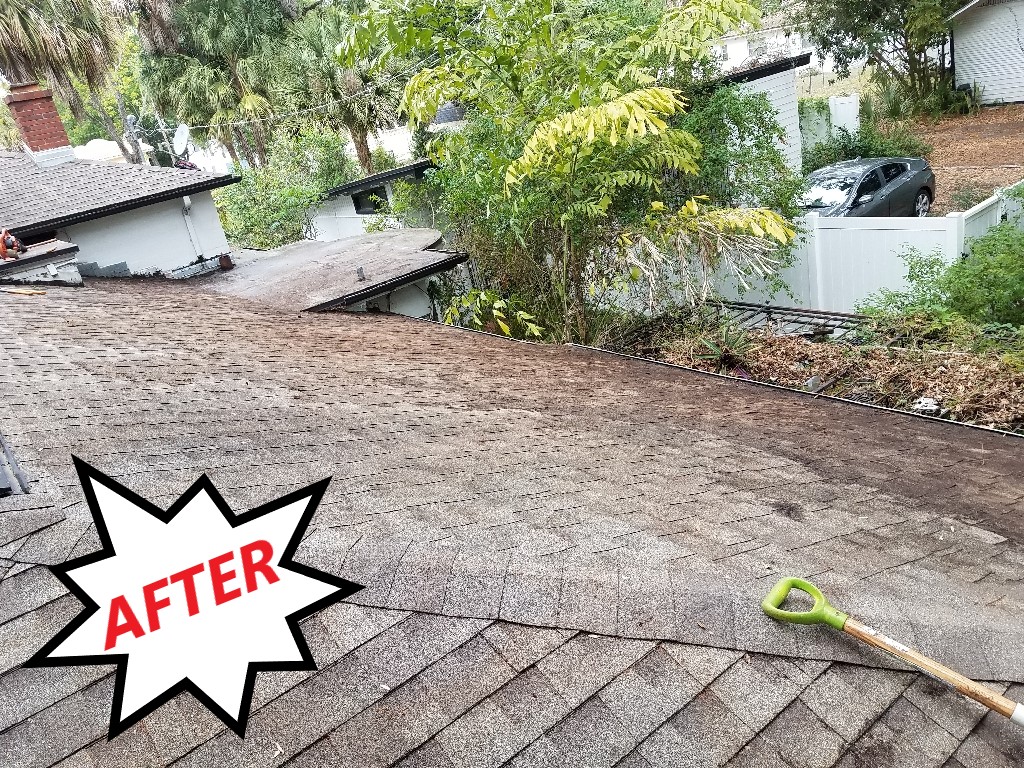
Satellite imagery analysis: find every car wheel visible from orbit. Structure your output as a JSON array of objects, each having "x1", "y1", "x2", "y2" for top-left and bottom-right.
[{"x1": 914, "y1": 189, "x2": 931, "y2": 217}]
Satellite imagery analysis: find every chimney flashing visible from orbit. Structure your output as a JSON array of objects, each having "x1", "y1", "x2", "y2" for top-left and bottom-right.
[{"x1": 24, "y1": 144, "x2": 77, "y2": 167}]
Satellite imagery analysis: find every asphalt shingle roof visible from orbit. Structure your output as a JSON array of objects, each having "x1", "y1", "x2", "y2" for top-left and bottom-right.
[
  {"x1": 1, "y1": 280, "x2": 1022, "y2": 766},
  {"x1": 206, "y1": 229, "x2": 462, "y2": 312},
  {"x1": 0, "y1": 152, "x2": 237, "y2": 236}
]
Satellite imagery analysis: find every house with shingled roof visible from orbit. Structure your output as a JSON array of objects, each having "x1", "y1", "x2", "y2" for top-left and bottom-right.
[
  {"x1": 1, "y1": 274, "x2": 1023, "y2": 765},
  {"x1": 1, "y1": 83, "x2": 237, "y2": 280}
]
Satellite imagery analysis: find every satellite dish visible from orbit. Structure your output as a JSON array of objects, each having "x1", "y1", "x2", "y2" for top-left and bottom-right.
[{"x1": 172, "y1": 124, "x2": 191, "y2": 155}]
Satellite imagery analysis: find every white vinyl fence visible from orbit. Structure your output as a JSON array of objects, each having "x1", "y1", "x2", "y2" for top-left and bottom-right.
[
  {"x1": 720, "y1": 181, "x2": 1024, "y2": 313},
  {"x1": 799, "y1": 93, "x2": 861, "y2": 148}
]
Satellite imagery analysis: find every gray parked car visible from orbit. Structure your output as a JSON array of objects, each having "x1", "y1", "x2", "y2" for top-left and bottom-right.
[{"x1": 800, "y1": 158, "x2": 936, "y2": 218}]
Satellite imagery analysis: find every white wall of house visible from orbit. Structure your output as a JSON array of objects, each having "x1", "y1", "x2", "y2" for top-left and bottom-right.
[
  {"x1": 60, "y1": 191, "x2": 230, "y2": 277},
  {"x1": 737, "y1": 68, "x2": 803, "y2": 171},
  {"x1": 310, "y1": 182, "x2": 399, "y2": 242},
  {"x1": 362, "y1": 279, "x2": 434, "y2": 318},
  {"x1": 310, "y1": 196, "x2": 367, "y2": 242},
  {"x1": 953, "y1": 1, "x2": 1024, "y2": 104}
]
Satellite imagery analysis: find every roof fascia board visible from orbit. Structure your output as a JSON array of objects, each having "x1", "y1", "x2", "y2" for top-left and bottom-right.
[
  {"x1": 307, "y1": 251, "x2": 467, "y2": 312},
  {"x1": 717, "y1": 51, "x2": 812, "y2": 85},
  {"x1": 326, "y1": 159, "x2": 434, "y2": 198}
]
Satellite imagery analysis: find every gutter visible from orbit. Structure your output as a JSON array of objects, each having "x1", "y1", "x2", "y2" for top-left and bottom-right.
[
  {"x1": 11, "y1": 175, "x2": 240, "y2": 238},
  {"x1": 306, "y1": 251, "x2": 468, "y2": 312}
]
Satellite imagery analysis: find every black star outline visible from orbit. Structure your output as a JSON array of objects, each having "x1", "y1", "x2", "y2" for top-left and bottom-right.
[{"x1": 23, "y1": 456, "x2": 364, "y2": 739}]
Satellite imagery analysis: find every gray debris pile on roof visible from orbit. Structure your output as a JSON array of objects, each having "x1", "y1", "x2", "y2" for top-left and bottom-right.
[{"x1": 0, "y1": 280, "x2": 1022, "y2": 766}]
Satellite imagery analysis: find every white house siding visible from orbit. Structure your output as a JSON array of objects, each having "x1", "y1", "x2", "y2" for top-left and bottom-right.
[
  {"x1": 737, "y1": 68, "x2": 802, "y2": 171},
  {"x1": 361, "y1": 279, "x2": 434, "y2": 318},
  {"x1": 60, "y1": 191, "x2": 230, "y2": 277},
  {"x1": 310, "y1": 195, "x2": 369, "y2": 242},
  {"x1": 953, "y1": 1, "x2": 1024, "y2": 104}
]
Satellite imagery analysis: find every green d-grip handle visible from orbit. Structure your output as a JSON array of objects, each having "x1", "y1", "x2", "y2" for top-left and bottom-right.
[{"x1": 762, "y1": 577, "x2": 849, "y2": 631}]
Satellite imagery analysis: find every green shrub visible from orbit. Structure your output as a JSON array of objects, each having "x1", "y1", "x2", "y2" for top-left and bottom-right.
[
  {"x1": 802, "y1": 122, "x2": 932, "y2": 174},
  {"x1": 215, "y1": 128, "x2": 359, "y2": 249},
  {"x1": 672, "y1": 86, "x2": 805, "y2": 218},
  {"x1": 858, "y1": 234, "x2": 1024, "y2": 350},
  {"x1": 369, "y1": 146, "x2": 399, "y2": 172},
  {"x1": 945, "y1": 223, "x2": 1024, "y2": 326}
]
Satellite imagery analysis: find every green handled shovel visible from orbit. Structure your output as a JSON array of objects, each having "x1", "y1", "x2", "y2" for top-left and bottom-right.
[{"x1": 762, "y1": 577, "x2": 1024, "y2": 728}]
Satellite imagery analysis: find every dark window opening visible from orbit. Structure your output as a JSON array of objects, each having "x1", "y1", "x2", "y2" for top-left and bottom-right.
[
  {"x1": 18, "y1": 231, "x2": 59, "y2": 247},
  {"x1": 352, "y1": 186, "x2": 388, "y2": 215}
]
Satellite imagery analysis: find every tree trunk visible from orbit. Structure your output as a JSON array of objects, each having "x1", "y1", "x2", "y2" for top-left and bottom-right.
[
  {"x1": 224, "y1": 140, "x2": 241, "y2": 168},
  {"x1": 89, "y1": 92, "x2": 135, "y2": 163},
  {"x1": 350, "y1": 127, "x2": 373, "y2": 175},
  {"x1": 251, "y1": 123, "x2": 269, "y2": 166},
  {"x1": 233, "y1": 127, "x2": 257, "y2": 168},
  {"x1": 114, "y1": 90, "x2": 146, "y2": 164}
]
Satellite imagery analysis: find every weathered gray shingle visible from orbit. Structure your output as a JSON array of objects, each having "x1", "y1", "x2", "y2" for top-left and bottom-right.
[
  {"x1": 1, "y1": 281, "x2": 1023, "y2": 766},
  {"x1": 0, "y1": 152, "x2": 235, "y2": 234}
]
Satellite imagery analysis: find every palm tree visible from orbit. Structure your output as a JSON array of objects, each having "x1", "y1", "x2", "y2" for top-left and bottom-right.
[
  {"x1": 278, "y1": 5, "x2": 404, "y2": 174},
  {"x1": 140, "y1": 0, "x2": 284, "y2": 166},
  {"x1": 0, "y1": 0, "x2": 117, "y2": 95}
]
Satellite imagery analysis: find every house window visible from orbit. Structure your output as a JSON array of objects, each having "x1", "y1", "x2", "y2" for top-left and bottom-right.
[{"x1": 352, "y1": 187, "x2": 387, "y2": 215}]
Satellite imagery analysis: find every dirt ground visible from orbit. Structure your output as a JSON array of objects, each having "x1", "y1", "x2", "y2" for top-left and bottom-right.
[{"x1": 914, "y1": 104, "x2": 1024, "y2": 214}]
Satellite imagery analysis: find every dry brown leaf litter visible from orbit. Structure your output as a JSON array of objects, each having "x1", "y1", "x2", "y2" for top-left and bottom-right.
[{"x1": 663, "y1": 332, "x2": 1024, "y2": 432}]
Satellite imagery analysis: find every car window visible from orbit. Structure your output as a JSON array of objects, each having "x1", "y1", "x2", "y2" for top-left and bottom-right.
[
  {"x1": 882, "y1": 163, "x2": 906, "y2": 183},
  {"x1": 857, "y1": 171, "x2": 883, "y2": 198},
  {"x1": 800, "y1": 172, "x2": 860, "y2": 207}
]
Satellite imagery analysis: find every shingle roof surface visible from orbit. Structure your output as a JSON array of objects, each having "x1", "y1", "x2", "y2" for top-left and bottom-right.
[
  {"x1": 1, "y1": 281, "x2": 1023, "y2": 766},
  {"x1": 0, "y1": 152, "x2": 236, "y2": 234},
  {"x1": 205, "y1": 229, "x2": 456, "y2": 311}
]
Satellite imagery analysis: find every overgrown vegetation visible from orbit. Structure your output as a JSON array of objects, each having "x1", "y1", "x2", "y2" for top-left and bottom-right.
[
  {"x1": 802, "y1": 120, "x2": 931, "y2": 175},
  {"x1": 341, "y1": 0, "x2": 797, "y2": 343},
  {"x1": 214, "y1": 129, "x2": 359, "y2": 248},
  {"x1": 603, "y1": 194, "x2": 1024, "y2": 431},
  {"x1": 859, "y1": 221, "x2": 1024, "y2": 331},
  {"x1": 785, "y1": 1, "x2": 961, "y2": 107}
]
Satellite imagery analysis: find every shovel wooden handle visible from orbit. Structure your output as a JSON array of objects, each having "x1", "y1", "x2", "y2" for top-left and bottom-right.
[
  {"x1": 844, "y1": 618, "x2": 1022, "y2": 723},
  {"x1": 763, "y1": 577, "x2": 1024, "y2": 727}
]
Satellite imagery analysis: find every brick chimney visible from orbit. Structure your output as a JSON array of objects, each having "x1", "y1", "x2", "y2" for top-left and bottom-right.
[{"x1": 4, "y1": 83, "x2": 75, "y2": 166}]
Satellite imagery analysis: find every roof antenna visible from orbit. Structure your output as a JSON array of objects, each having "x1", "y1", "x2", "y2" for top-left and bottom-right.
[{"x1": 356, "y1": 267, "x2": 366, "y2": 282}]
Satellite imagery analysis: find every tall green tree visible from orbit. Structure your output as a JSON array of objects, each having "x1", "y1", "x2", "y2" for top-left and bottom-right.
[
  {"x1": 341, "y1": 0, "x2": 795, "y2": 342},
  {"x1": 56, "y1": 33, "x2": 153, "y2": 163},
  {"x1": 787, "y1": 0, "x2": 960, "y2": 101},
  {"x1": 278, "y1": 5, "x2": 404, "y2": 174},
  {"x1": 140, "y1": 0, "x2": 285, "y2": 166},
  {"x1": 0, "y1": 0, "x2": 117, "y2": 92}
]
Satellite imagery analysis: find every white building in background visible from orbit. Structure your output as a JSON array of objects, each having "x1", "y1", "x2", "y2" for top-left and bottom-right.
[
  {"x1": 718, "y1": 14, "x2": 808, "y2": 71},
  {"x1": 950, "y1": 0, "x2": 1024, "y2": 104},
  {"x1": 720, "y1": 52, "x2": 812, "y2": 172},
  {"x1": 2, "y1": 84, "x2": 237, "y2": 280},
  {"x1": 310, "y1": 159, "x2": 433, "y2": 242}
]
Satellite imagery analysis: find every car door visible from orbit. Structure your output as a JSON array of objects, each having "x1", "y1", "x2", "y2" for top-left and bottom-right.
[
  {"x1": 878, "y1": 162, "x2": 912, "y2": 215},
  {"x1": 849, "y1": 168, "x2": 885, "y2": 216}
]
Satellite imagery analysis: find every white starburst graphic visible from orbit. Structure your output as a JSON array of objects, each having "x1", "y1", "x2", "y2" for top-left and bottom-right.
[{"x1": 27, "y1": 458, "x2": 362, "y2": 738}]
